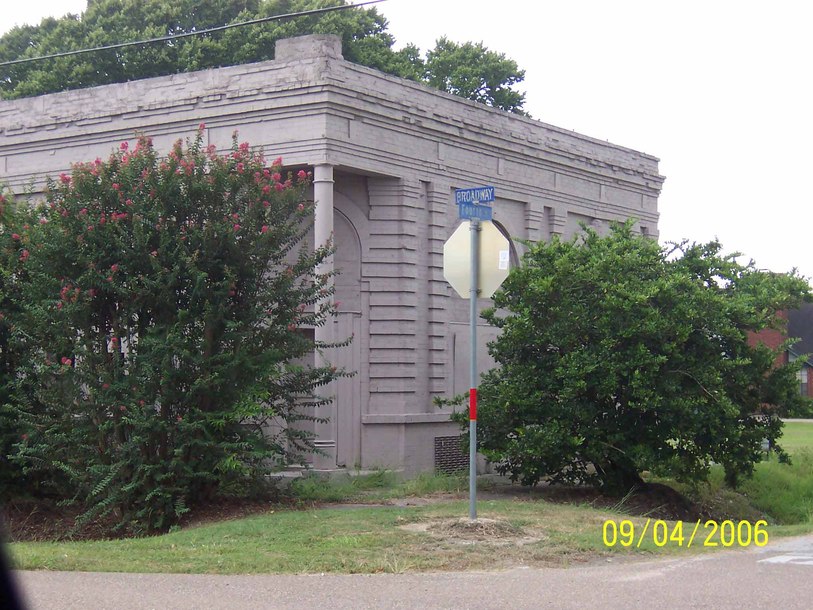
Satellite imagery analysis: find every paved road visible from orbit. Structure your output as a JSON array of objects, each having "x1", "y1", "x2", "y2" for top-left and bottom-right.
[{"x1": 11, "y1": 534, "x2": 813, "y2": 609}]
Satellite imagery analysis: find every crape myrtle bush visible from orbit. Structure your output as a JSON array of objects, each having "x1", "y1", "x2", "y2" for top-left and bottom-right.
[
  {"x1": 466, "y1": 223, "x2": 810, "y2": 494},
  {"x1": 3, "y1": 129, "x2": 345, "y2": 534}
]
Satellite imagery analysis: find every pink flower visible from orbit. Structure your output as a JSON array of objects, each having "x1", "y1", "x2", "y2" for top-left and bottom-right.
[
  {"x1": 297, "y1": 203, "x2": 305, "y2": 211},
  {"x1": 125, "y1": 199, "x2": 133, "y2": 206},
  {"x1": 61, "y1": 357, "x2": 72, "y2": 366},
  {"x1": 110, "y1": 264, "x2": 119, "y2": 272},
  {"x1": 112, "y1": 183, "x2": 120, "y2": 191},
  {"x1": 272, "y1": 157, "x2": 282, "y2": 167},
  {"x1": 297, "y1": 169, "x2": 307, "y2": 181},
  {"x1": 119, "y1": 405, "x2": 126, "y2": 412},
  {"x1": 39, "y1": 217, "x2": 48, "y2": 225},
  {"x1": 110, "y1": 337, "x2": 119, "y2": 345},
  {"x1": 236, "y1": 162, "x2": 245, "y2": 173},
  {"x1": 21, "y1": 434, "x2": 28, "y2": 441},
  {"x1": 199, "y1": 122, "x2": 206, "y2": 130},
  {"x1": 263, "y1": 200, "x2": 270, "y2": 208},
  {"x1": 261, "y1": 225, "x2": 269, "y2": 233},
  {"x1": 11, "y1": 233, "x2": 19, "y2": 240},
  {"x1": 272, "y1": 172, "x2": 282, "y2": 182},
  {"x1": 120, "y1": 141, "x2": 129, "y2": 151},
  {"x1": 233, "y1": 224, "x2": 241, "y2": 232},
  {"x1": 57, "y1": 302, "x2": 64, "y2": 310},
  {"x1": 228, "y1": 289, "x2": 236, "y2": 296},
  {"x1": 59, "y1": 173, "x2": 71, "y2": 185},
  {"x1": 274, "y1": 183, "x2": 284, "y2": 192},
  {"x1": 239, "y1": 142, "x2": 250, "y2": 152},
  {"x1": 87, "y1": 225, "x2": 94, "y2": 231},
  {"x1": 106, "y1": 276, "x2": 113, "y2": 282},
  {"x1": 102, "y1": 383, "x2": 110, "y2": 390},
  {"x1": 19, "y1": 249, "x2": 29, "y2": 262},
  {"x1": 88, "y1": 289, "x2": 97, "y2": 297},
  {"x1": 176, "y1": 416, "x2": 183, "y2": 422},
  {"x1": 231, "y1": 213, "x2": 239, "y2": 220},
  {"x1": 150, "y1": 250, "x2": 158, "y2": 257},
  {"x1": 79, "y1": 208, "x2": 88, "y2": 216}
]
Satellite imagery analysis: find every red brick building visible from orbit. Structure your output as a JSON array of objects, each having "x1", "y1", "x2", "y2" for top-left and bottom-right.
[{"x1": 748, "y1": 305, "x2": 813, "y2": 398}]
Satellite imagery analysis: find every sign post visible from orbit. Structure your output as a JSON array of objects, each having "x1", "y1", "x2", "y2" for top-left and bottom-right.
[
  {"x1": 443, "y1": 186, "x2": 508, "y2": 522},
  {"x1": 468, "y1": 218, "x2": 480, "y2": 521}
]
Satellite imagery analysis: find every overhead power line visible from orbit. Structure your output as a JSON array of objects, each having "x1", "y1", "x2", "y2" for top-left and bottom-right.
[{"x1": 0, "y1": 0, "x2": 387, "y2": 68}]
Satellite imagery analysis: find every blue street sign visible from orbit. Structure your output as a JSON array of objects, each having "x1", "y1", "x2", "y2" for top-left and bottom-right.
[
  {"x1": 458, "y1": 202, "x2": 493, "y2": 221},
  {"x1": 455, "y1": 186, "x2": 495, "y2": 205},
  {"x1": 455, "y1": 186, "x2": 495, "y2": 221}
]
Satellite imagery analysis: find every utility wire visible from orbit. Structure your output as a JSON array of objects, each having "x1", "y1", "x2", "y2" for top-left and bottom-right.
[{"x1": 0, "y1": 0, "x2": 387, "y2": 68}]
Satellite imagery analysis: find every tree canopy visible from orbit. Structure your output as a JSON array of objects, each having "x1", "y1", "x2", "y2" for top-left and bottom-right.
[
  {"x1": 473, "y1": 223, "x2": 811, "y2": 493},
  {"x1": 0, "y1": 0, "x2": 527, "y2": 114}
]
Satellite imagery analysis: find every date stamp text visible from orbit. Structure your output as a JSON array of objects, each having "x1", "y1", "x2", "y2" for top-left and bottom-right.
[{"x1": 602, "y1": 519, "x2": 769, "y2": 548}]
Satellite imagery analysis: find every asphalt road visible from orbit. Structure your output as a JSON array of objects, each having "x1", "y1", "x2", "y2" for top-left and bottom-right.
[{"x1": 10, "y1": 533, "x2": 813, "y2": 609}]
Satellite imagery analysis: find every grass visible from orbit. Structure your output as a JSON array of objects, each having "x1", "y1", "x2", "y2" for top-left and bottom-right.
[
  {"x1": 9, "y1": 498, "x2": 716, "y2": 575},
  {"x1": 778, "y1": 420, "x2": 813, "y2": 455},
  {"x1": 667, "y1": 421, "x2": 813, "y2": 528},
  {"x1": 9, "y1": 421, "x2": 813, "y2": 575},
  {"x1": 741, "y1": 420, "x2": 813, "y2": 524}
]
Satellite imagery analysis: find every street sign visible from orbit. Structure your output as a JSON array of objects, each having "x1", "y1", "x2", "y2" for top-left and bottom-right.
[
  {"x1": 442, "y1": 220, "x2": 511, "y2": 299},
  {"x1": 458, "y1": 202, "x2": 492, "y2": 221},
  {"x1": 456, "y1": 186, "x2": 495, "y2": 221},
  {"x1": 455, "y1": 186, "x2": 495, "y2": 205}
]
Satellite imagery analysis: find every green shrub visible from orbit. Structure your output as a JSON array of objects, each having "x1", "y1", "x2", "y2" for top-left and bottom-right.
[{"x1": 472, "y1": 223, "x2": 810, "y2": 493}]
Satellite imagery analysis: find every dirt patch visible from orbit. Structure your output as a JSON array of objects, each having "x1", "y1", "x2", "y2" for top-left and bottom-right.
[
  {"x1": 481, "y1": 480, "x2": 716, "y2": 522},
  {"x1": 1, "y1": 496, "x2": 283, "y2": 542},
  {"x1": 399, "y1": 517, "x2": 542, "y2": 547},
  {"x1": 1, "y1": 499, "x2": 119, "y2": 542}
]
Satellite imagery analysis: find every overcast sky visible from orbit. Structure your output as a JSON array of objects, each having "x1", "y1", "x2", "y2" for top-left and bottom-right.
[{"x1": 3, "y1": 1, "x2": 811, "y2": 281}]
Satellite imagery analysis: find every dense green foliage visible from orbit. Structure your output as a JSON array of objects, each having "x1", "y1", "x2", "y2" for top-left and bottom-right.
[
  {"x1": 2, "y1": 130, "x2": 342, "y2": 534},
  {"x1": 473, "y1": 223, "x2": 811, "y2": 493},
  {"x1": 0, "y1": 193, "x2": 27, "y2": 495},
  {"x1": 424, "y1": 37, "x2": 526, "y2": 117},
  {"x1": 0, "y1": 0, "x2": 527, "y2": 113}
]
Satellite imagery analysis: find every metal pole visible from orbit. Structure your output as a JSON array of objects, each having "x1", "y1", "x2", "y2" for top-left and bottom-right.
[{"x1": 469, "y1": 218, "x2": 480, "y2": 521}]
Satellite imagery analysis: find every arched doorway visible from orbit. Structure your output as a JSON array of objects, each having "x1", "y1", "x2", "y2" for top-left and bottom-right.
[{"x1": 333, "y1": 208, "x2": 363, "y2": 469}]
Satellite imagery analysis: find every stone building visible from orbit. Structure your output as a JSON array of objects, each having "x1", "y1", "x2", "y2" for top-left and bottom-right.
[{"x1": 0, "y1": 34, "x2": 664, "y2": 474}]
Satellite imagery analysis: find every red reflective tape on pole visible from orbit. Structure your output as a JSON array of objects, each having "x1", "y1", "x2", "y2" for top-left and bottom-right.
[{"x1": 469, "y1": 388, "x2": 477, "y2": 420}]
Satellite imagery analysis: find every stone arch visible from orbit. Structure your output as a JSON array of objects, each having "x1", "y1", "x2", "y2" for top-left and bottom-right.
[
  {"x1": 492, "y1": 219, "x2": 520, "y2": 269},
  {"x1": 333, "y1": 207, "x2": 362, "y2": 312},
  {"x1": 330, "y1": 190, "x2": 367, "y2": 469}
]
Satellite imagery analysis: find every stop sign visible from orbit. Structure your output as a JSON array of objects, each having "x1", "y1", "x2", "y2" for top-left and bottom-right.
[{"x1": 443, "y1": 221, "x2": 511, "y2": 298}]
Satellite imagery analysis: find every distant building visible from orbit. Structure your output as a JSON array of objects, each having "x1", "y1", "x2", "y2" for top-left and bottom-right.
[
  {"x1": 0, "y1": 35, "x2": 664, "y2": 473},
  {"x1": 788, "y1": 304, "x2": 813, "y2": 398},
  {"x1": 748, "y1": 305, "x2": 813, "y2": 398}
]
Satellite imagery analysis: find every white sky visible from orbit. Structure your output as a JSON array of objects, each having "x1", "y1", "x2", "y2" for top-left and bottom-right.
[{"x1": 3, "y1": 0, "x2": 811, "y2": 281}]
